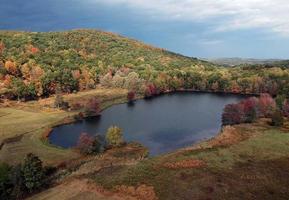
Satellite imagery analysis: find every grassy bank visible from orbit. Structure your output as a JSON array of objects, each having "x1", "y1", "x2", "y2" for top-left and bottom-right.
[
  {"x1": 0, "y1": 87, "x2": 128, "y2": 165},
  {"x1": 89, "y1": 120, "x2": 289, "y2": 200}
]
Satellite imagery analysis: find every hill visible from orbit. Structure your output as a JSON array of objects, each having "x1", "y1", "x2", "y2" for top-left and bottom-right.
[
  {"x1": 1, "y1": 30, "x2": 289, "y2": 101},
  {"x1": 0, "y1": 29, "x2": 215, "y2": 99},
  {"x1": 203, "y1": 57, "x2": 284, "y2": 66}
]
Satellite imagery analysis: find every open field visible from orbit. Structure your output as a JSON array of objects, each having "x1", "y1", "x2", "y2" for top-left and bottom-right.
[
  {"x1": 1, "y1": 87, "x2": 289, "y2": 199},
  {"x1": 0, "y1": 87, "x2": 128, "y2": 165}
]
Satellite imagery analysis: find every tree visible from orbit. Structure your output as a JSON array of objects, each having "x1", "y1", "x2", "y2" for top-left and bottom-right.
[
  {"x1": 271, "y1": 109, "x2": 284, "y2": 127},
  {"x1": 106, "y1": 126, "x2": 124, "y2": 147},
  {"x1": 0, "y1": 42, "x2": 5, "y2": 54},
  {"x1": 77, "y1": 133, "x2": 94, "y2": 154},
  {"x1": 275, "y1": 95, "x2": 286, "y2": 110},
  {"x1": 10, "y1": 164, "x2": 25, "y2": 199},
  {"x1": 144, "y1": 83, "x2": 157, "y2": 98},
  {"x1": 54, "y1": 85, "x2": 68, "y2": 109},
  {"x1": 258, "y1": 93, "x2": 276, "y2": 117},
  {"x1": 112, "y1": 74, "x2": 125, "y2": 88},
  {"x1": 127, "y1": 91, "x2": 135, "y2": 102},
  {"x1": 222, "y1": 103, "x2": 245, "y2": 125},
  {"x1": 124, "y1": 72, "x2": 141, "y2": 91},
  {"x1": 282, "y1": 99, "x2": 289, "y2": 118},
  {"x1": 21, "y1": 153, "x2": 44, "y2": 193},
  {"x1": 10, "y1": 78, "x2": 26, "y2": 100},
  {"x1": 4, "y1": 61, "x2": 18, "y2": 75},
  {"x1": 100, "y1": 73, "x2": 113, "y2": 87},
  {"x1": 77, "y1": 133, "x2": 104, "y2": 155},
  {"x1": 0, "y1": 163, "x2": 13, "y2": 199},
  {"x1": 242, "y1": 97, "x2": 258, "y2": 123},
  {"x1": 84, "y1": 97, "x2": 100, "y2": 116}
]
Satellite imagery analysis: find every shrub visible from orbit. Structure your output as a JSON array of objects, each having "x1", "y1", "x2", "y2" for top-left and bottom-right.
[
  {"x1": 127, "y1": 91, "x2": 135, "y2": 102},
  {"x1": 0, "y1": 163, "x2": 13, "y2": 199},
  {"x1": 276, "y1": 95, "x2": 286, "y2": 110},
  {"x1": 77, "y1": 133, "x2": 104, "y2": 155},
  {"x1": 77, "y1": 133, "x2": 94, "y2": 155},
  {"x1": 106, "y1": 126, "x2": 124, "y2": 147},
  {"x1": 83, "y1": 97, "x2": 100, "y2": 116},
  {"x1": 21, "y1": 153, "x2": 45, "y2": 193},
  {"x1": 10, "y1": 164, "x2": 25, "y2": 199},
  {"x1": 144, "y1": 83, "x2": 157, "y2": 98},
  {"x1": 271, "y1": 109, "x2": 284, "y2": 127},
  {"x1": 222, "y1": 103, "x2": 245, "y2": 125}
]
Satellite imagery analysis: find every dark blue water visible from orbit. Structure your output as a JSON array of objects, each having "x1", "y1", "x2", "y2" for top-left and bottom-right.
[{"x1": 49, "y1": 92, "x2": 245, "y2": 156}]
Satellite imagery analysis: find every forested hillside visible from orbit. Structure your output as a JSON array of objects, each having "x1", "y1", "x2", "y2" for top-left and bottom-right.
[{"x1": 1, "y1": 29, "x2": 289, "y2": 100}]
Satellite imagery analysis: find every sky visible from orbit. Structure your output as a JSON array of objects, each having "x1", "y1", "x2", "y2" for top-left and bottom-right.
[{"x1": 1, "y1": 0, "x2": 289, "y2": 59}]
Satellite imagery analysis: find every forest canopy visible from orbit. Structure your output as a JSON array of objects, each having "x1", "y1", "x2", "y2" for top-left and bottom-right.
[{"x1": 1, "y1": 30, "x2": 289, "y2": 100}]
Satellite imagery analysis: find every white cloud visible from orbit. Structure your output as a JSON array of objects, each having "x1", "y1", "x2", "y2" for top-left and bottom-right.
[
  {"x1": 199, "y1": 39, "x2": 223, "y2": 45},
  {"x1": 92, "y1": 0, "x2": 289, "y2": 36}
]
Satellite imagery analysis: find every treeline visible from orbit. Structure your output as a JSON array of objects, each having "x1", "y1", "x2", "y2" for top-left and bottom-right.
[
  {"x1": 1, "y1": 30, "x2": 289, "y2": 100},
  {"x1": 222, "y1": 93, "x2": 287, "y2": 126}
]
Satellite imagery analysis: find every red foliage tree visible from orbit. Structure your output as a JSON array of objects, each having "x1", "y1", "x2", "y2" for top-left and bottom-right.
[
  {"x1": 127, "y1": 90, "x2": 135, "y2": 102},
  {"x1": 242, "y1": 97, "x2": 259, "y2": 122},
  {"x1": 258, "y1": 93, "x2": 276, "y2": 117},
  {"x1": 145, "y1": 83, "x2": 157, "y2": 98},
  {"x1": 30, "y1": 46, "x2": 39, "y2": 54},
  {"x1": 84, "y1": 97, "x2": 100, "y2": 116},
  {"x1": 76, "y1": 133, "x2": 94, "y2": 154},
  {"x1": 222, "y1": 103, "x2": 245, "y2": 125}
]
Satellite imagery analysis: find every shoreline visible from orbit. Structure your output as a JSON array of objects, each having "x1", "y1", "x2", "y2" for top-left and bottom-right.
[{"x1": 43, "y1": 89, "x2": 254, "y2": 154}]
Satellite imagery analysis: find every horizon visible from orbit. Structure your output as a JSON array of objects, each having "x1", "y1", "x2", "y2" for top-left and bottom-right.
[{"x1": 1, "y1": 0, "x2": 289, "y2": 59}]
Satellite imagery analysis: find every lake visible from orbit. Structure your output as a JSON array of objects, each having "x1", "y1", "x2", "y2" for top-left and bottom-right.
[{"x1": 49, "y1": 92, "x2": 245, "y2": 156}]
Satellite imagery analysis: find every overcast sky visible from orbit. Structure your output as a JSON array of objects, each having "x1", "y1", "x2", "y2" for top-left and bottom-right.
[{"x1": 1, "y1": 0, "x2": 289, "y2": 59}]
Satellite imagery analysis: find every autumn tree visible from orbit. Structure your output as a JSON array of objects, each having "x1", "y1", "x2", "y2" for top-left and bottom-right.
[
  {"x1": 77, "y1": 133, "x2": 93, "y2": 154},
  {"x1": 84, "y1": 97, "x2": 100, "y2": 116},
  {"x1": 127, "y1": 91, "x2": 136, "y2": 102},
  {"x1": 112, "y1": 74, "x2": 125, "y2": 88},
  {"x1": 100, "y1": 73, "x2": 113, "y2": 87},
  {"x1": 258, "y1": 93, "x2": 276, "y2": 117},
  {"x1": 222, "y1": 103, "x2": 245, "y2": 125},
  {"x1": 124, "y1": 72, "x2": 141, "y2": 91},
  {"x1": 144, "y1": 83, "x2": 157, "y2": 98},
  {"x1": 242, "y1": 97, "x2": 258, "y2": 123},
  {"x1": 4, "y1": 61, "x2": 18, "y2": 75},
  {"x1": 106, "y1": 126, "x2": 124, "y2": 147}
]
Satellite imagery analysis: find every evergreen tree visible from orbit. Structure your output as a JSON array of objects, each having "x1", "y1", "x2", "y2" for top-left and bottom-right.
[{"x1": 21, "y1": 153, "x2": 44, "y2": 193}]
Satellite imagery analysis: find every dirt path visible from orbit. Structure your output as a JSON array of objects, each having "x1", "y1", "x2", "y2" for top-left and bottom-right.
[{"x1": 27, "y1": 179, "x2": 136, "y2": 200}]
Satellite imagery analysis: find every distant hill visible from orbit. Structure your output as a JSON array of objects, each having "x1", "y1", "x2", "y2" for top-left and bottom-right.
[
  {"x1": 0, "y1": 29, "x2": 212, "y2": 71},
  {"x1": 203, "y1": 57, "x2": 284, "y2": 66}
]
